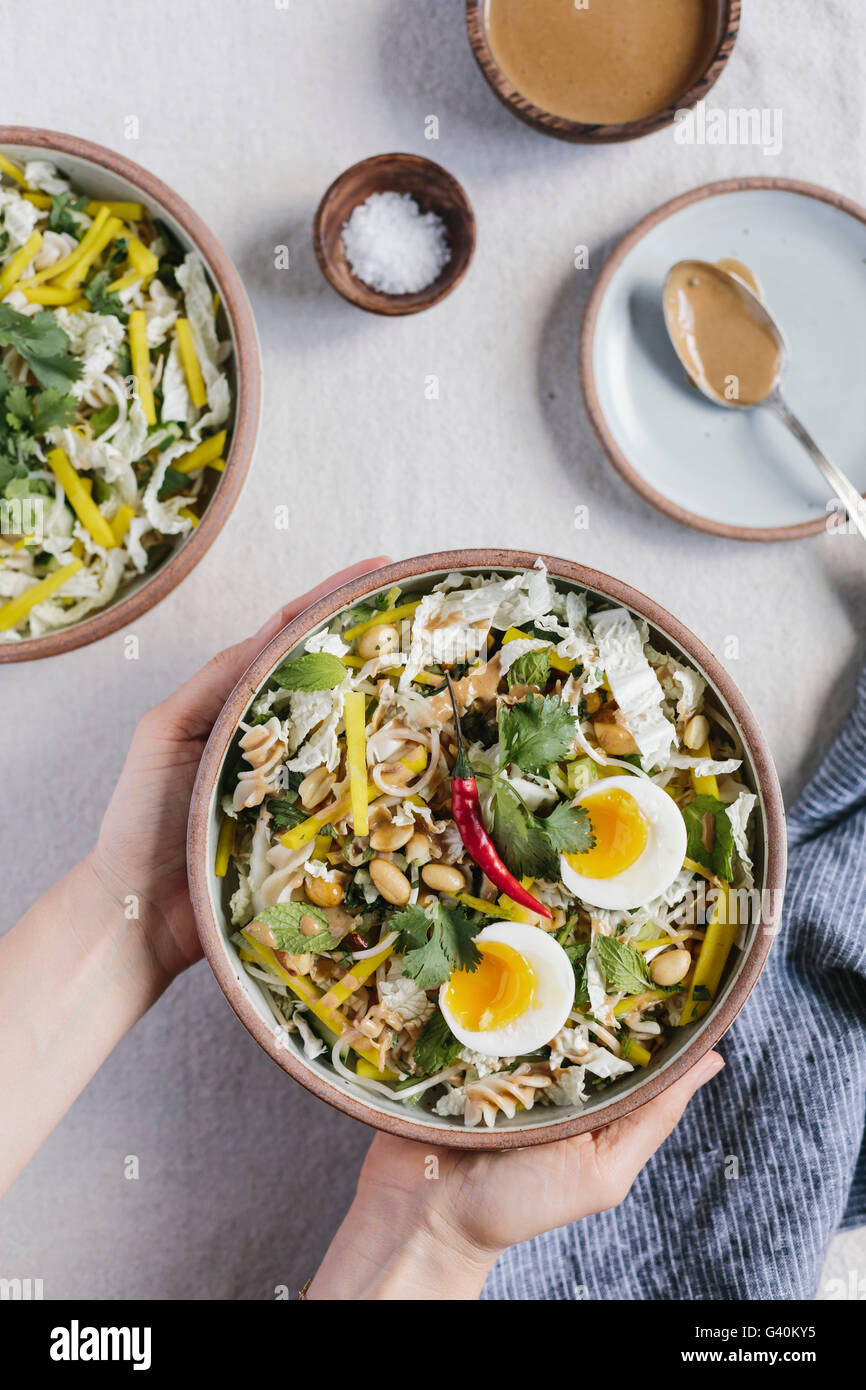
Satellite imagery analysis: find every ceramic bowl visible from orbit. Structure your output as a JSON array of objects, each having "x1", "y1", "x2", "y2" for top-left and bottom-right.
[
  {"x1": 0, "y1": 126, "x2": 261, "y2": 661},
  {"x1": 188, "y1": 550, "x2": 785, "y2": 1150},
  {"x1": 313, "y1": 153, "x2": 475, "y2": 315},
  {"x1": 465, "y1": 0, "x2": 741, "y2": 144}
]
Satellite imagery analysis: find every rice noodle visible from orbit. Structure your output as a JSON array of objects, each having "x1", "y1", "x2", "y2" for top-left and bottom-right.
[{"x1": 350, "y1": 929, "x2": 398, "y2": 961}]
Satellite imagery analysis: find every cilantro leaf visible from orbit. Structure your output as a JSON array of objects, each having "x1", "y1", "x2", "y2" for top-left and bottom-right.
[
  {"x1": 48, "y1": 191, "x2": 89, "y2": 238},
  {"x1": 564, "y1": 941, "x2": 590, "y2": 1006},
  {"x1": 498, "y1": 694, "x2": 577, "y2": 774},
  {"x1": 266, "y1": 793, "x2": 306, "y2": 831},
  {"x1": 594, "y1": 935, "x2": 652, "y2": 996},
  {"x1": 413, "y1": 1011, "x2": 462, "y2": 1075},
  {"x1": 32, "y1": 388, "x2": 77, "y2": 433},
  {"x1": 272, "y1": 651, "x2": 347, "y2": 692},
  {"x1": 540, "y1": 800, "x2": 595, "y2": 855},
  {"x1": 253, "y1": 902, "x2": 340, "y2": 955},
  {"x1": 397, "y1": 901, "x2": 481, "y2": 991},
  {"x1": 490, "y1": 778, "x2": 558, "y2": 879},
  {"x1": 682, "y1": 795, "x2": 734, "y2": 879},
  {"x1": 84, "y1": 270, "x2": 128, "y2": 323},
  {"x1": 0, "y1": 306, "x2": 83, "y2": 391},
  {"x1": 507, "y1": 647, "x2": 551, "y2": 691}
]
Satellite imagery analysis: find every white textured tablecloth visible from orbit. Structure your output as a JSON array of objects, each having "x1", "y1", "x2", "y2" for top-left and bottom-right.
[{"x1": 2, "y1": 0, "x2": 864, "y2": 1299}]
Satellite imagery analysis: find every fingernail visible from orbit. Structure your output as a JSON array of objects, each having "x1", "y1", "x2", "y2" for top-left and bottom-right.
[{"x1": 694, "y1": 1051, "x2": 725, "y2": 1086}]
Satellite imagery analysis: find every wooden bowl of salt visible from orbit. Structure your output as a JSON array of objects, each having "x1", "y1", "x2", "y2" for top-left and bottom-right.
[{"x1": 313, "y1": 153, "x2": 476, "y2": 316}]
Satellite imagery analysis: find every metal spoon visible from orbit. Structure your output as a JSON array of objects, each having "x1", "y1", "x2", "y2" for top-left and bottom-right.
[{"x1": 663, "y1": 259, "x2": 866, "y2": 542}]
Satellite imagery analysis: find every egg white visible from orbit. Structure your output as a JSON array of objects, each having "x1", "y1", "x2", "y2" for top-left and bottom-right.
[
  {"x1": 439, "y1": 921, "x2": 575, "y2": 1058},
  {"x1": 560, "y1": 775, "x2": 687, "y2": 911}
]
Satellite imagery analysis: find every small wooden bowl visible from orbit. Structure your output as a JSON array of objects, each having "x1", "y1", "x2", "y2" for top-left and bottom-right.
[
  {"x1": 313, "y1": 153, "x2": 476, "y2": 315},
  {"x1": 188, "y1": 549, "x2": 786, "y2": 1151},
  {"x1": 465, "y1": 0, "x2": 741, "y2": 144},
  {"x1": 0, "y1": 127, "x2": 261, "y2": 662}
]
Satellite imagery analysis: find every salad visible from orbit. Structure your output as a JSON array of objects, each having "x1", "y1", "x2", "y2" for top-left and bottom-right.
[
  {"x1": 0, "y1": 152, "x2": 231, "y2": 641},
  {"x1": 218, "y1": 564, "x2": 757, "y2": 1128}
]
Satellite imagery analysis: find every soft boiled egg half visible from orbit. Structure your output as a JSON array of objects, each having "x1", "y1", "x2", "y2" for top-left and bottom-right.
[
  {"x1": 560, "y1": 775, "x2": 687, "y2": 911},
  {"x1": 439, "y1": 921, "x2": 575, "y2": 1058}
]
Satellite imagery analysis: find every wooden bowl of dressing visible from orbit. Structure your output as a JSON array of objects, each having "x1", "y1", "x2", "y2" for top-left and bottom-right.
[{"x1": 466, "y1": 0, "x2": 741, "y2": 144}]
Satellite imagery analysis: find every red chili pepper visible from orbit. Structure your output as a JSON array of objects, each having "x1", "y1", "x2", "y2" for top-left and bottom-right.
[{"x1": 444, "y1": 673, "x2": 552, "y2": 921}]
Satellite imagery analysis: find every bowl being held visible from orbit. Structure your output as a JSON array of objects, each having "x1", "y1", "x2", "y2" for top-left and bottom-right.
[{"x1": 188, "y1": 550, "x2": 785, "y2": 1151}]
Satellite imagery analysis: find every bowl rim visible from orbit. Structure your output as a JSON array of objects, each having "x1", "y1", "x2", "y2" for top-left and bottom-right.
[
  {"x1": 465, "y1": 0, "x2": 741, "y2": 144},
  {"x1": 312, "y1": 151, "x2": 476, "y2": 316},
  {"x1": 187, "y1": 548, "x2": 787, "y2": 1151},
  {"x1": 579, "y1": 176, "x2": 866, "y2": 541},
  {"x1": 0, "y1": 125, "x2": 262, "y2": 662}
]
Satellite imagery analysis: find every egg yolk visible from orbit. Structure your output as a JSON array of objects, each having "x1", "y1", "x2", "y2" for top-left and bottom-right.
[
  {"x1": 444, "y1": 941, "x2": 537, "y2": 1032},
  {"x1": 566, "y1": 787, "x2": 649, "y2": 879}
]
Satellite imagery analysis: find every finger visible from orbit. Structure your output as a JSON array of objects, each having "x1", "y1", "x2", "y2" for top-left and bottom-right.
[
  {"x1": 158, "y1": 555, "x2": 390, "y2": 736},
  {"x1": 594, "y1": 1050, "x2": 724, "y2": 1203}
]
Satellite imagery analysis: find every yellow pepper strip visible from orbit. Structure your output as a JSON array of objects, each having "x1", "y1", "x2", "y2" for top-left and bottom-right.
[
  {"x1": 621, "y1": 1038, "x2": 653, "y2": 1068},
  {"x1": 457, "y1": 892, "x2": 532, "y2": 925},
  {"x1": 678, "y1": 882, "x2": 739, "y2": 1026},
  {"x1": 126, "y1": 233, "x2": 159, "y2": 279},
  {"x1": 79, "y1": 476, "x2": 93, "y2": 496},
  {"x1": 281, "y1": 781, "x2": 379, "y2": 851},
  {"x1": 343, "y1": 690, "x2": 370, "y2": 837},
  {"x1": 208, "y1": 456, "x2": 226, "y2": 473},
  {"x1": 0, "y1": 152, "x2": 27, "y2": 185},
  {"x1": 110, "y1": 504, "x2": 135, "y2": 544},
  {"x1": 173, "y1": 430, "x2": 227, "y2": 474},
  {"x1": 319, "y1": 937, "x2": 397, "y2": 1012},
  {"x1": 355, "y1": 1059, "x2": 395, "y2": 1081},
  {"x1": 70, "y1": 538, "x2": 85, "y2": 559},
  {"x1": 683, "y1": 856, "x2": 721, "y2": 887},
  {"x1": 214, "y1": 816, "x2": 235, "y2": 877},
  {"x1": 174, "y1": 318, "x2": 208, "y2": 408},
  {"x1": 691, "y1": 740, "x2": 720, "y2": 798},
  {"x1": 401, "y1": 746, "x2": 427, "y2": 775},
  {"x1": 65, "y1": 298, "x2": 89, "y2": 313},
  {"x1": 0, "y1": 558, "x2": 83, "y2": 630},
  {"x1": 20, "y1": 207, "x2": 111, "y2": 289},
  {"x1": 0, "y1": 230, "x2": 43, "y2": 295},
  {"x1": 343, "y1": 599, "x2": 420, "y2": 641},
  {"x1": 127, "y1": 309, "x2": 156, "y2": 425},
  {"x1": 21, "y1": 191, "x2": 51, "y2": 208},
  {"x1": 105, "y1": 269, "x2": 142, "y2": 294},
  {"x1": 87, "y1": 200, "x2": 144, "y2": 222},
  {"x1": 240, "y1": 932, "x2": 397, "y2": 1076},
  {"x1": 55, "y1": 214, "x2": 123, "y2": 289},
  {"x1": 413, "y1": 670, "x2": 445, "y2": 688},
  {"x1": 635, "y1": 936, "x2": 676, "y2": 953},
  {"x1": 21, "y1": 283, "x2": 82, "y2": 306},
  {"x1": 46, "y1": 448, "x2": 116, "y2": 549},
  {"x1": 312, "y1": 834, "x2": 333, "y2": 860},
  {"x1": 502, "y1": 625, "x2": 575, "y2": 674},
  {"x1": 496, "y1": 876, "x2": 543, "y2": 924},
  {"x1": 178, "y1": 506, "x2": 199, "y2": 528},
  {"x1": 11, "y1": 533, "x2": 35, "y2": 551},
  {"x1": 612, "y1": 988, "x2": 672, "y2": 1018}
]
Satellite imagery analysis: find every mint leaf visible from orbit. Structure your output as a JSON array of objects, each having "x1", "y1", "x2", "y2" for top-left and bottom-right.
[
  {"x1": 507, "y1": 647, "x2": 551, "y2": 691},
  {"x1": 253, "y1": 901, "x2": 340, "y2": 955},
  {"x1": 272, "y1": 651, "x2": 347, "y2": 692},
  {"x1": 594, "y1": 935, "x2": 652, "y2": 996},
  {"x1": 157, "y1": 465, "x2": 188, "y2": 500},
  {"x1": 541, "y1": 800, "x2": 595, "y2": 855},
  {"x1": 266, "y1": 793, "x2": 305, "y2": 831},
  {"x1": 413, "y1": 1011, "x2": 462, "y2": 1075},
  {"x1": 682, "y1": 795, "x2": 734, "y2": 879},
  {"x1": 498, "y1": 694, "x2": 576, "y2": 774},
  {"x1": 0, "y1": 305, "x2": 83, "y2": 391},
  {"x1": 90, "y1": 402, "x2": 119, "y2": 437}
]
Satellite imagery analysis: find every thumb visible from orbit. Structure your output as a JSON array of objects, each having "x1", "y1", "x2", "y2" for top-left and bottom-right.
[{"x1": 596, "y1": 1050, "x2": 724, "y2": 1203}]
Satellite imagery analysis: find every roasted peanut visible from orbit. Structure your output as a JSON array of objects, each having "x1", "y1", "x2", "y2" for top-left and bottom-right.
[
  {"x1": 592, "y1": 714, "x2": 638, "y2": 756},
  {"x1": 405, "y1": 831, "x2": 433, "y2": 864},
  {"x1": 683, "y1": 714, "x2": 710, "y2": 750},
  {"x1": 304, "y1": 875, "x2": 345, "y2": 908},
  {"x1": 650, "y1": 948, "x2": 691, "y2": 987},
  {"x1": 584, "y1": 690, "x2": 603, "y2": 714},
  {"x1": 421, "y1": 863, "x2": 466, "y2": 895},
  {"x1": 369, "y1": 857, "x2": 411, "y2": 906},
  {"x1": 370, "y1": 820, "x2": 414, "y2": 851},
  {"x1": 298, "y1": 766, "x2": 336, "y2": 810},
  {"x1": 358, "y1": 623, "x2": 400, "y2": 661}
]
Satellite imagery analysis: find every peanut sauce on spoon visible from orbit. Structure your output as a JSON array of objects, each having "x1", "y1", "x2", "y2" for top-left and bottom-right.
[
  {"x1": 664, "y1": 260, "x2": 783, "y2": 406},
  {"x1": 485, "y1": 0, "x2": 717, "y2": 125}
]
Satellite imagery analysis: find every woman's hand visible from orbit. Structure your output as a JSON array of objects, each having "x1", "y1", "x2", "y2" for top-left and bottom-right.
[
  {"x1": 90, "y1": 556, "x2": 389, "y2": 987},
  {"x1": 309, "y1": 1049, "x2": 724, "y2": 1300}
]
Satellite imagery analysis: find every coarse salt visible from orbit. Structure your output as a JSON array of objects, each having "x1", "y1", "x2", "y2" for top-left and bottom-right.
[{"x1": 341, "y1": 190, "x2": 451, "y2": 295}]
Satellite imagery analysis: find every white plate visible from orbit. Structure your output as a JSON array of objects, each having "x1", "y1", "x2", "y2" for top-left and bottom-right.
[{"x1": 581, "y1": 179, "x2": 866, "y2": 539}]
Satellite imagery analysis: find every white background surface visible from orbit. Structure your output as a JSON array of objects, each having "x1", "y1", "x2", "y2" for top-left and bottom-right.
[{"x1": 2, "y1": 0, "x2": 864, "y2": 1300}]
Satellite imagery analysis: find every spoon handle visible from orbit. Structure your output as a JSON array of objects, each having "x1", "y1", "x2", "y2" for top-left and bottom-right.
[{"x1": 768, "y1": 391, "x2": 866, "y2": 543}]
